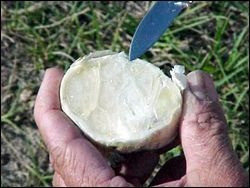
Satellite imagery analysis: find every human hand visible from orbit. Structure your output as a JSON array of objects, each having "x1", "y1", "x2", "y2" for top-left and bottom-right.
[
  {"x1": 150, "y1": 70, "x2": 249, "y2": 187},
  {"x1": 34, "y1": 67, "x2": 248, "y2": 187}
]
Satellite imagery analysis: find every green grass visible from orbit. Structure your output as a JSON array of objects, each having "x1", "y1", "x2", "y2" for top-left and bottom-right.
[{"x1": 1, "y1": 1, "x2": 249, "y2": 186}]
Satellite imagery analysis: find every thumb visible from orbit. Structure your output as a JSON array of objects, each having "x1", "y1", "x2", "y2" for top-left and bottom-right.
[{"x1": 180, "y1": 70, "x2": 248, "y2": 186}]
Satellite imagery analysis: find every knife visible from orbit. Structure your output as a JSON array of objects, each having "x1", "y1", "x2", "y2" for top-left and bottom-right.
[{"x1": 129, "y1": 1, "x2": 191, "y2": 61}]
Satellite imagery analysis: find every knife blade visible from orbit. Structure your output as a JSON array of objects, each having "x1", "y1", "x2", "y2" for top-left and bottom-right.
[{"x1": 129, "y1": 1, "x2": 190, "y2": 61}]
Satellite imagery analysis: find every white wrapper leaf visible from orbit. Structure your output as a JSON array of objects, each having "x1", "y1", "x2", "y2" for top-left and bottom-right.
[{"x1": 170, "y1": 65, "x2": 187, "y2": 90}]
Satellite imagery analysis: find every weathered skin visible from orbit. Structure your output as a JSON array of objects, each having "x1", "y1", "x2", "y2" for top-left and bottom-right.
[{"x1": 34, "y1": 68, "x2": 248, "y2": 187}]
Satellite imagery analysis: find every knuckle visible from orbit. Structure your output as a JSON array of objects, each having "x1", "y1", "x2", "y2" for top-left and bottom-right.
[
  {"x1": 50, "y1": 145, "x2": 65, "y2": 169},
  {"x1": 192, "y1": 108, "x2": 230, "y2": 161},
  {"x1": 195, "y1": 100, "x2": 228, "y2": 140},
  {"x1": 50, "y1": 143, "x2": 73, "y2": 174},
  {"x1": 197, "y1": 111, "x2": 227, "y2": 135},
  {"x1": 195, "y1": 110, "x2": 229, "y2": 149}
]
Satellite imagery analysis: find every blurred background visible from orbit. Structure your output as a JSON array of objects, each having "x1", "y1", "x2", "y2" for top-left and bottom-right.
[{"x1": 1, "y1": 1, "x2": 249, "y2": 187}]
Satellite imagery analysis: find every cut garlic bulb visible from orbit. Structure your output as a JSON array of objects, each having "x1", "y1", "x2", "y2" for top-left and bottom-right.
[{"x1": 60, "y1": 51, "x2": 186, "y2": 152}]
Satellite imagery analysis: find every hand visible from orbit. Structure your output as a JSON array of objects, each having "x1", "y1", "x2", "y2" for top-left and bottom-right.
[{"x1": 34, "y1": 67, "x2": 248, "y2": 187}]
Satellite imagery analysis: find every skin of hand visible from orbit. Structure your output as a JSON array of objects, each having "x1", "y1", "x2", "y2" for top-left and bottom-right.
[{"x1": 34, "y1": 67, "x2": 249, "y2": 187}]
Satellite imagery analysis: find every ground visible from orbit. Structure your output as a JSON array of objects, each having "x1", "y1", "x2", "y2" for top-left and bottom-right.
[{"x1": 1, "y1": 1, "x2": 249, "y2": 187}]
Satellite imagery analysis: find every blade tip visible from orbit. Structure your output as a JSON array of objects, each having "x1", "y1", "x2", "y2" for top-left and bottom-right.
[
  {"x1": 129, "y1": 55, "x2": 135, "y2": 61},
  {"x1": 129, "y1": 48, "x2": 137, "y2": 61}
]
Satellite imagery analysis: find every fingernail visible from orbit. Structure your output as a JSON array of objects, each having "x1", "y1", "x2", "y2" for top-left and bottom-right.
[{"x1": 187, "y1": 70, "x2": 218, "y2": 101}]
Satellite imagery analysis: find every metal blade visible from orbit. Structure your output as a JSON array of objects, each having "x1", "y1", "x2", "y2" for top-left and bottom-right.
[{"x1": 129, "y1": 1, "x2": 189, "y2": 61}]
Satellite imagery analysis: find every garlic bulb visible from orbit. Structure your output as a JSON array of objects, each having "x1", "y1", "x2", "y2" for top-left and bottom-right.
[{"x1": 60, "y1": 51, "x2": 186, "y2": 152}]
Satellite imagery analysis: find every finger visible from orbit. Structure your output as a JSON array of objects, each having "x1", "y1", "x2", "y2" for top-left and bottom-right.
[
  {"x1": 180, "y1": 70, "x2": 248, "y2": 186},
  {"x1": 150, "y1": 155, "x2": 186, "y2": 186},
  {"x1": 34, "y1": 67, "x2": 64, "y2": 121},
  {"x1": 180, "y1": 70, "x2": 228, "y2": 171},
  {"x1": 114, "y1": 151, "x2": 159, "y2": 185},
  {"x1": 53, "y1": 172, "x2": 67, "y2": 187},
  {"x1": 34, "y1": 67, "x2": 82, "y2": 152},
  {"x1": 137, "y1": 134, "x2": 181, "y2": 185}
]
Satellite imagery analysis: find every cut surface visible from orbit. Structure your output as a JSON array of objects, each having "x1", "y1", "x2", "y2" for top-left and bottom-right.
[{"x1": 60, "y1": 51, "x2": 185, "y2": 152}]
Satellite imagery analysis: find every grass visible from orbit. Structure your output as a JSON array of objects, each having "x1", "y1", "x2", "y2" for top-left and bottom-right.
[{"x1": 1, "y1": 1, "x2": 249, "y2": 186}]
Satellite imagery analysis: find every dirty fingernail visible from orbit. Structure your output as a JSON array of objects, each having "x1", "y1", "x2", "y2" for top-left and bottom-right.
[{"x1": 187, "y1": 70, "x2": 219, "y2": 102}]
